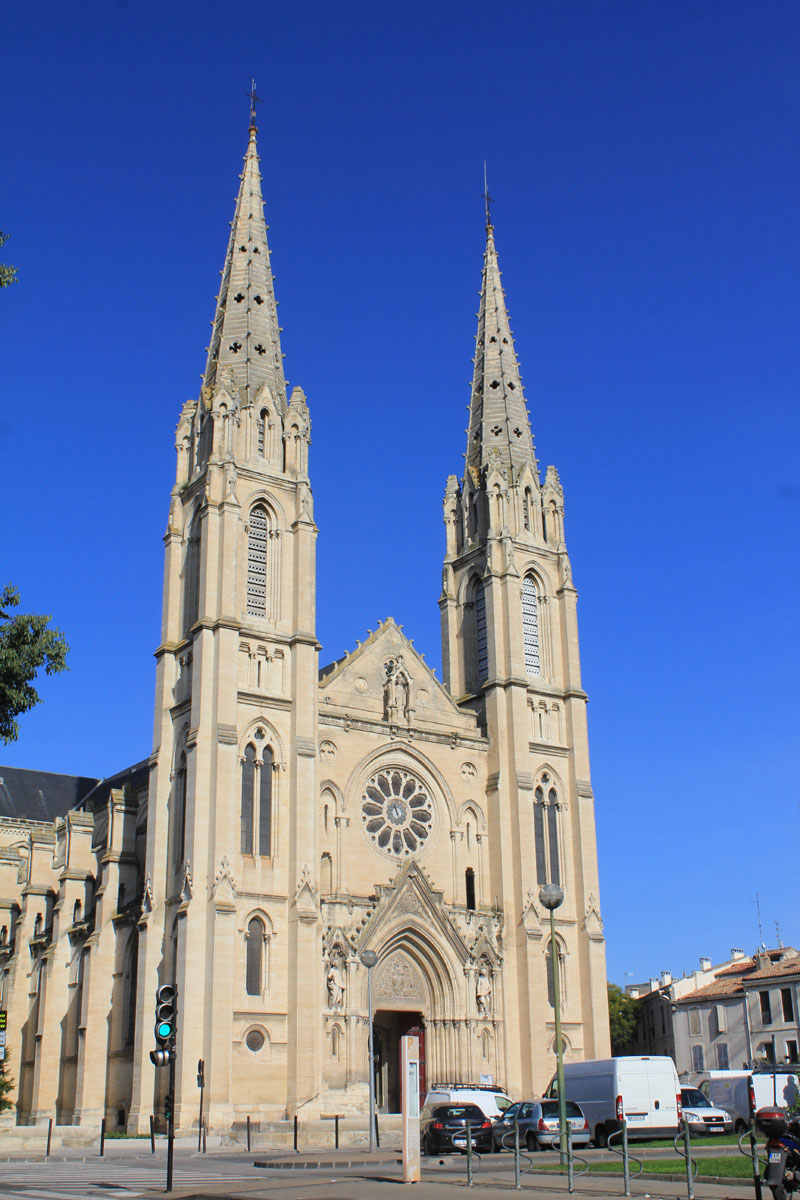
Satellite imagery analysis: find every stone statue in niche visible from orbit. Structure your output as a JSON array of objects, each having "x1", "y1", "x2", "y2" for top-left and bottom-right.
[
  {"x1": 476, "y1": 965, "x2": 493, "y2": 1015},
  {"x1": 326, "y1": 953, "x2": 345, "y2": 1009},
  {"x1": 383, "y1": 656, "x2": 412, "y2": 723}
]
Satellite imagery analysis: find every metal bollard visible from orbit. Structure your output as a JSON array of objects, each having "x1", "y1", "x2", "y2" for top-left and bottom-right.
[
  {"x1": 622, "y1": 1121, "x2": 630, "y2": 1197},
  {"x1": 150, "y1": 1114, "x2": 155, "y2": 1154},
  {"x1": 375, "y1": 1111, "x2": 380, "y2": 1148},
  {"x1": 293, "y1": 1113, "x2": 298, "y2": 1152},
  {"x1": 749, "y1": 1123, "x2": 763, "y2": 1200},
  {"x1": 514, "y1": 1119, "x2": 521, "y2": 1190},
  {"x1": 682, "y1": 1120, "x2": 694, "y2": 1200},
  {"x1": 100, "y1": 1117, "x2": 106, "y2": 1157},
  {"x1": 335, "y1": 1114, "x2": 339, "y2": 1149},
  {"x1": 202, "y1": 1120, "x2": 207, "y2": 1154},
  {"x1": 247, "y1": 1114, "x2": 251, "y2": 1152},
  {"x1": 46, "y1": 1117, "x2": 53, "y2": 1158},
  {"x1": 466, "y1": 1119, "x2": 474, "y2": 1187}
]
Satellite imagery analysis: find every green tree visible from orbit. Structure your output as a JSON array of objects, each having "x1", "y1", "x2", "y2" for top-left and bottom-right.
[
  {"x1": 0, "y1": 1051, "x2": 14, "y2": 1112},
  {"x1": 608, "y1": 982, "x2": 641, "y2": 1054},
  {"x1": 0, "y1": 584, "x2": 69, "y2": 744},
  {"x1": 0, "y1": 231, "x2": 17, "y2": 288}
]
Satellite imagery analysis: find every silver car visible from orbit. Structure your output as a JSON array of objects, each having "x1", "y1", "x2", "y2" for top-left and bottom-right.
[{"x1": 492, "y1": 1099, "x2": 591, "y2": 1152}]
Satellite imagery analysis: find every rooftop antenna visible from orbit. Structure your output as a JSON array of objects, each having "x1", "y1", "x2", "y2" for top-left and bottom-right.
[
  {"x1": 482, "y1": 161, "x2": 494, "y2": 229},
  {"x1": 247, "y1": 78, "x2": 263, "y2": 130},
  {"x1": 752, "y1": 892, "x2": 766, "y2": 950},
  {"x1": 775, "y1": 920, "x2": 782, "y2": 948}
]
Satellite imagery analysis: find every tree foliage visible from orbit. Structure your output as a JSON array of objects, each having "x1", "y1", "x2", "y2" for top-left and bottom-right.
[
  {"x1": 0, "y1": 1051, "x2": 14, "y2": 1112},
  {"x1": 0, "y1": 231, "x2": 17, "y2": 288},
  {"x1": 0, "y1": 584, "x2": 69, "y2": 744},
  {"x1": 608, "y1": 982, "x2": 641, "y2": 1054}
]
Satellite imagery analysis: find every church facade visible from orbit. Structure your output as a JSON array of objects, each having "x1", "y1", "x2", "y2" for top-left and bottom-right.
[{"x1": 0, "y1": 118, "x2": 609, "y2": 1132}]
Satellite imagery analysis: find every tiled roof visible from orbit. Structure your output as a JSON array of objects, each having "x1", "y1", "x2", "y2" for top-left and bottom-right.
[{"x1": 675, "y1": 951, "x2": 800, "y2": 1002}]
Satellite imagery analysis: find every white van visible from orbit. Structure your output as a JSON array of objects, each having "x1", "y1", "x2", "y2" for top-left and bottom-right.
[
  {"x1": 546, "y1": 1056, "x2": 681, "y2": 1146},
  {"x1": 423, "y1": 1085, "x2": 512, "y2": 1120},
  {"x1": 702, "y1": 1071, "x2": 800, "y2": 1133}
]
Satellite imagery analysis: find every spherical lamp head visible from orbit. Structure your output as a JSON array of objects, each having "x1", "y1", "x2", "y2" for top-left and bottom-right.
[
  {"x1": 359, "y1": 949, "x2": 378, "y2": 968},
  {"x1": 539, "y1": 883, "x2": 564, "y2": 911}
]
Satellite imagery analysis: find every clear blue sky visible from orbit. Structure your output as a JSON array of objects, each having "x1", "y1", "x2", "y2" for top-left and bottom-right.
[{"x1": 3, "y1": 1, "x2": 798, "y2": 986}]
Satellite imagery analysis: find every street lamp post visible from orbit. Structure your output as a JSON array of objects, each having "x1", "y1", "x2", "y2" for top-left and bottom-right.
[
  {"x1": 539, "y1": 883, "x2": 567, "y2": 1166},
  {"x1": 359, "y1": 949, "x2": 378, "y2": 1152}
]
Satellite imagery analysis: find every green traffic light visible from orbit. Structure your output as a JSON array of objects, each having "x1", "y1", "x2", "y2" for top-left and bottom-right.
[{"x1": 157, "y1": 1021, "x2": 173, "y2": 1038}]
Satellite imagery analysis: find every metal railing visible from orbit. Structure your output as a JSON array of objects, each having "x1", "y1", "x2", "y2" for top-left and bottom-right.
[{"x1": 607, "y1": 1122, "x2": 643, "y2": 1197}]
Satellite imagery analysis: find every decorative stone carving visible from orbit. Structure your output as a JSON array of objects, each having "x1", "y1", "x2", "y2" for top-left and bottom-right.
[
  {"x1": 361, "y1": 767, "x2": 433, "y2": 858},
  {"x1": 461, "y1": 761, "x2": 477, "y2": 781},
  {"x1": 374, "y1": 954, "x2": 424, "y2": 1003},
  {"x1": 476, "y1": 964, "x2": 493, "y2": 1015},
  {"x1": 319, "y1": 740, "x2": 337, "y2": 762},
  {"x1": 326, "y1": 953, "x2": 345, "y2": 1009},
  {"x1": 383, "y1": 656, "x2": 412, "y2": 723}
]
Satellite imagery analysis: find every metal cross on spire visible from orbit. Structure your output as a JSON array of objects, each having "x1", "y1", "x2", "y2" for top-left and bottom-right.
[
  {"x1": 482, "y1": 161, "x2": 495, "y2": 229},
  {"x1": 248, "y1": 79, "x2": 263, "y2": 130}
]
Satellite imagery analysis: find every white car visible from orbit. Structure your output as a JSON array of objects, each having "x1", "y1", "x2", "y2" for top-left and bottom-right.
[
  {"x1": 424, "y1": 1085, "x2": 512, "y2": 1120},
  {"x1": 680, "y1": 1087, "x2": 733, "y2": 1135}
]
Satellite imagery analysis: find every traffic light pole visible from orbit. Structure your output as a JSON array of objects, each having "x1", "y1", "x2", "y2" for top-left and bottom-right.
[{"x1": 166, "y1": 1051, "x2": 175, "y2": 1192}]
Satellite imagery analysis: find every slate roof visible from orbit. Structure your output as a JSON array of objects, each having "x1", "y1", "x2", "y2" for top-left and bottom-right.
[{"x1": 0, "y1": 766, "x2": 101, "y2": 823}]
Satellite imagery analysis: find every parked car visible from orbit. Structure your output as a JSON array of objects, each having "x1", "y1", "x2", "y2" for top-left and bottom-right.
[
  {"x1": 546, "y1": 1056, "x2": 681, "y2": 1146},
  {"x1": 492, "y1": 1099, "x2": 591, "y2": 1152},
  {"x1": 680, "y1": 1087, "x2": 733, "y2": 1135},
  {"x1": 420, "y1": 1102, "x2": 494, "y2": 1155},
  {"x1": 423, "y1": 1085, "x2": 513, "y2": 1120}
]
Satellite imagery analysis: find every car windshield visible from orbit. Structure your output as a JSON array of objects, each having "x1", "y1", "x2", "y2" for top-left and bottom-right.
[
  {"x1": 541, "y1": 1100, "x2": 583, "y2": 1118},
  {"x1": 682, "y1": 1089, "x2": 711, "y2": 1108},
  {"x1": 496, "y1": 1095, "x2": 513, "y2": 1111}
]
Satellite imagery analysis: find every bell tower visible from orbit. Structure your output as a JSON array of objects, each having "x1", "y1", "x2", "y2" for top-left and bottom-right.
[
  {"x1": 440, "y1": 217, "x2": 610, "y2": 1094},
  {"x1": 128, "y1": 112, "x2": 320, "y2": 1131}
]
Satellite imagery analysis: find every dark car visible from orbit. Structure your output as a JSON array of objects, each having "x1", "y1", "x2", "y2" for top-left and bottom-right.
[
  {"x1": 492, "y1": 1099, "x2": 591, "y2": 1151},
  {"x1": 420, "y1": 1102, "x2": 493, "y2": 1155}
]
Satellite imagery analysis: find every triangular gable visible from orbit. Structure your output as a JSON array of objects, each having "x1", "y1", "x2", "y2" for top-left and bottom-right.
[{"x1": 359, "y1": 860, "x2": 471, "y2": 966}]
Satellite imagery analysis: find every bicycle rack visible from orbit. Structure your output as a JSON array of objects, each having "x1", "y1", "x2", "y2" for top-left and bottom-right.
[
  {"x1": 737, "y1": 1122, "x2": 766, "y2": 1200},
  {"x1": 673, "y1": 1122, "x2": 698, "y2": 1200},
  {"x1": 607, "y1": 1123, "x2": 643, "y2": 1197}
]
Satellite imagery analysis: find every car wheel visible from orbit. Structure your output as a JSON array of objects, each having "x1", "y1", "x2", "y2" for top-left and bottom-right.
[
  {"x1": 525, "y1": 1131, "x2": 537, "y2": 1152},
  {"x1": 735, "y1": 1119, "x2": 748, "y2": 1135},
  {"x1": 595, "y1": 1125, "x2": 609, "y2": 1149}
]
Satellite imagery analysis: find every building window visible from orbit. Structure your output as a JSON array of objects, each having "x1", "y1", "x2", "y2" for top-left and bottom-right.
[
  {"x1": 173, "y1": 753, "x2": 187, "y2": 868},
  {"x1": 465, "y1": 868, "x2": 476, "y2": 911},
  {"x1": 781, "y1": 988, "x2": 794, "y2": 1022},
  {"x1": 760, "y1": 991, "x2": 773, "y2": 1025},
  {"x1": 122, "y1": 930, "x2": 138, "y2": 1048},
  {"x1": 692, "y1": 1044, "x2": 705, "y2": 1072},
  {"x1": 715, "y1": 1004, "x2": 727, "y2": 1035},
  {"x1": 246, "y1": 504, "x2": 268, "y2": 618},
  {"x1": 522, "y1": 576, "x2": 541, "y2": 676},
  {"x1": 787, "y1": 1040, "x2": 798, "y2": 1063},
  {"x1": 259, "y1": 746, "x2": 273, "y2": 855},
  {"x1": 475, "y1": 582, "x2": 488, "y2": 681},
  {"x1": 241, "y1": 745, "x2": 256, "y2": 854},
  {"x1": 245, "y1": 917, "x2": 264, "y2": 996},
  {"x1": 716, "y1": 1042, "x2": 729, "y2": 1069},
  {"x1": 182, "y1": 510, "x2": 202, "y2": 634},
  {"x1": 533, "y1": 776, "x2": 560, "y2": 887},
  {"x1": 689, "y1": 1008, "x2": 701, "y2": 1037}
]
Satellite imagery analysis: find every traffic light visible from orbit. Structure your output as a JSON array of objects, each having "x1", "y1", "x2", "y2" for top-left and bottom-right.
[
  {"x1": 164, "y1": 1093, "x2": 172, "y2": 1124},
  {"x1": 150, "y1": 983, "x2": 177, "y2": 1067}
]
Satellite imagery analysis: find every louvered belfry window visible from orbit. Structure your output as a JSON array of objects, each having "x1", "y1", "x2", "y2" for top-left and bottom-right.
[
  {"x1": 522, "y1": 576, "x2": 541, "y2": 676},
  {"x1": 246, "y1": 917, "x2": 263, "y2": 996},
  {"x1": 475, "y1": 583, "x2": 488, "y2": 681},
  {"x1": 247, "y1": 505, "x2": 268, "y2": 617}
]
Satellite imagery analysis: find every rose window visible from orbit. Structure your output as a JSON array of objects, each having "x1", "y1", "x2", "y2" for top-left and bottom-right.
[{"x1": 361, "y1": 768, "x2": 433, "y2": 857}]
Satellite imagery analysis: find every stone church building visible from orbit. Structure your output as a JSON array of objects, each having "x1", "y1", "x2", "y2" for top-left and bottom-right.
[{"x1": 0, "y1": 117, "x2": 609, "y2": 1132}]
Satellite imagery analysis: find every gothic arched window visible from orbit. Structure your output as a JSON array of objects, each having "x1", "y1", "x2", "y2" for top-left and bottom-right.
[
  {"x1": 257, "y1": 409, "x2": 268, "y2": 458},
  {"x1": 122, "y1": 929, "x2": 138, "y2": 1048},
  {"x1": 475, "y1": 581, "x2": 488, "y2": 682},
  {"x1": 241, "y1": 744, "x2": 256, "y2": 854},
  {"x1": 182, "y1": 510, "x2": 202, "y2": 635},
  {"x1": 259, "y1": 745, "x2": 273, "y2": 856},
  {"x1": 245, "y1": 917, "x2": 264, "y2": 996},
  {"x1": 465, "y1": 868, "x2": 476, "y2": 911},
  {"x1": 533, "y1": 777, "x2": 560, "y2": 887},
  {"x1": 522, "y1": 576, "x2": 541, "y2": 677},
  {"x1": 246, "y1": 504, "x2": 268, "y2": 618},
  {"x1": 173, "y1": 752, "x2": 187, "y2": 869},
  {"x1": 546, "y1": 936, "x2": 566, "y2": 1008}
]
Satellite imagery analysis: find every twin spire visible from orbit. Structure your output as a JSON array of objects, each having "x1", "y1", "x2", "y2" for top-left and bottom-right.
[
  {"x1": 465, "y1": 221, "x2": 537, "y2": 480},
  {"x1": 203, "y1": 120, "x2": 286, "y2": 409},
  {"x1": 203, "y1": 112, "x2": 536, "y2": 476}
]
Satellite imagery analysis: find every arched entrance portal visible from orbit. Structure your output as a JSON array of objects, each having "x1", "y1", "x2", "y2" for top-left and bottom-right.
[{"x1": 373, "y1": 1010, "x2": 426, "y2": 1113}]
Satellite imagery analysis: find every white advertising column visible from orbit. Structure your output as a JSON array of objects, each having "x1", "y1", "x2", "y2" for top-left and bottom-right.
[{"x1": 401, "y1": 1034, "x2": 421, "y2": 1184}]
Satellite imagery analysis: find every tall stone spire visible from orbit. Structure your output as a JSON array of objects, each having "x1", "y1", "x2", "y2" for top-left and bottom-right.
[
  {"x1": 465, "y1": 221, "x2": 536, "y2": 479},
  {"x1": 203, "y1": 116, "x2": 286, "y2": 409}
]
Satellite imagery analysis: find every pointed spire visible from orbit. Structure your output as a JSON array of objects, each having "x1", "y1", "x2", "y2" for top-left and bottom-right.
[
  {"x1": 465, "y1": 219, "x2": 536, "y2": 478},
  {"x1": 203, "y1": 115, "x2": 286, "y2": 410}
]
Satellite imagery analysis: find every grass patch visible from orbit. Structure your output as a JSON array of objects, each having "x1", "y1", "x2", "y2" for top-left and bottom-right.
[
  {"x1": 538, "y1": 1156, "x2": 757, "y2": 1179},
  {"x1": 104, "y1": 1132, "x2": 153, "y2": 1139},
  {"x1": 633, "y1": 1134, "x2": 739, "y2": 1148}
]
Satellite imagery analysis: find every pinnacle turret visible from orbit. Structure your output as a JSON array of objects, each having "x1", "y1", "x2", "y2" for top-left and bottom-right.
[
  {"x1": 203, "y1": 121, "x2": 286, "y2": 409},
  {"x1": 465, "y1": 223, "x2": 536, "y2": 479}
]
